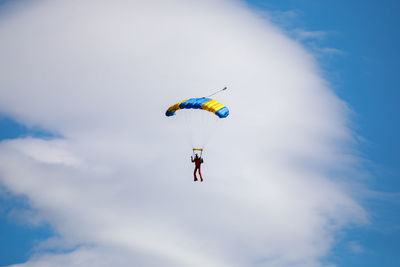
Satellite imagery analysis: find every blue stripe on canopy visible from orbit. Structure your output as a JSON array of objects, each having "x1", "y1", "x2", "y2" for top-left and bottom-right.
[
  {"x1": 215, "y1": 106, "x2": 229, "y2": 118},
  {"x1": 179, "y1": 98, "x2": 211, "y2": 109}
]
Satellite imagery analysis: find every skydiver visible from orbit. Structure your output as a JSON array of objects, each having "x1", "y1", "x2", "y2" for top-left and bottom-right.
[{"x1": 191, "y1": 153, "x2": 204, "y2": 182}]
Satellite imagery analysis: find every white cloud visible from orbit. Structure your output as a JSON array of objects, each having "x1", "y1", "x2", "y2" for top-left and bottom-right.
[{"x1": 0, "y1": 0, "x2": 366, "y2": 266}]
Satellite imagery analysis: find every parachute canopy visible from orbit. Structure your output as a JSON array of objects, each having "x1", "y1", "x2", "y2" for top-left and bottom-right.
[{"x1": 165, "y1": 98, "x2": 229, "y2": 118}]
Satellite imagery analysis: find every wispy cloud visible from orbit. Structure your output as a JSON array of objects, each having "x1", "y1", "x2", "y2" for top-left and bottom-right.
[
  {"x1": 258, "y1": 8, "x2": 344, "y2": 58},
  {"x1": 0, "y1": 0, "x2": 365, "y2": 266},
  {"x1": 292, "y1": 28, "x2": 326, "y2": 41},
  {"x1": 347, "y1": 241, "x2": 364, "y2": 254}
]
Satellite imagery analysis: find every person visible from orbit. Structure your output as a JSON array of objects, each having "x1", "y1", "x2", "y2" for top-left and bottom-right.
[{"x1": 191, "y1": 153, "x2": 204, "y2": 182}]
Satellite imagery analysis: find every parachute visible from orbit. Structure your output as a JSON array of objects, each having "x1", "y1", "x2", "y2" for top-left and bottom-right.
[
  {"x1": 165, "y1": 98, "x2": 229, "y2": 118},
  {"x1": 165, "y1": 92, "x2": 229, "y2": 153}
]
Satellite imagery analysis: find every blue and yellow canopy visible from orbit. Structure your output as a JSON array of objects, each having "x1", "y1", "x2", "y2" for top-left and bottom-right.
[{"x1": 165, "y1": 98, "x2": 229, "y2": 118}]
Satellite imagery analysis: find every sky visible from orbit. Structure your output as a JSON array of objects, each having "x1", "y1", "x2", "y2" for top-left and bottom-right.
[{"x1": 0, "y1": 0, "x2": 399, "y2": 266}]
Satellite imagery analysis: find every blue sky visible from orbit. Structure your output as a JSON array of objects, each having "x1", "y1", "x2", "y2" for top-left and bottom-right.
[
  {"x1": 0, "y1": 118, "x2": 55, "y2": 266},
  {"x1": 0, "y1": 0, "x2": 399, "y2": 266}
]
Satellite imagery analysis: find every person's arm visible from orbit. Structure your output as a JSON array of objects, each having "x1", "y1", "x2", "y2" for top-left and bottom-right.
[
  {"x1": 191, "y1": 156, "x2": 194, "y2": 162},
  {"x1": 200, "y1": 158, "x2": 204, "y2": 163}
]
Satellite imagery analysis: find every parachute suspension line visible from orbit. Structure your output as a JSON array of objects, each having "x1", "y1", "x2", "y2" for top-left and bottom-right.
[
  {"x1": 203, "y1": 87, "x2": 227, "y2": 98},
  {"x1": 183, "y1": 109, "x2": 196, "y2": 148}
]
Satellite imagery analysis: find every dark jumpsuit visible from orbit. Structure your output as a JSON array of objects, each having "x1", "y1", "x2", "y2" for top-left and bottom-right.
[{"x1": 192, "y1": 156, "x2": 203, "y2": 182}]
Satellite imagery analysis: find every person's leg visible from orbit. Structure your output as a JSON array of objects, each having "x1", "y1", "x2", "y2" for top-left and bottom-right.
[
  {"x1": 194, "y1": 167, "x2": 198, "y2": 181},
  {"x1": 199, "y1": 165, "x2": 203, "y2": 182}
]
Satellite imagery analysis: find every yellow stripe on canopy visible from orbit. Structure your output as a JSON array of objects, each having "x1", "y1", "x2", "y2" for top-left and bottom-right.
[{"x1": 202, "y1": 100, "x2": 225, "y2": 114}]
